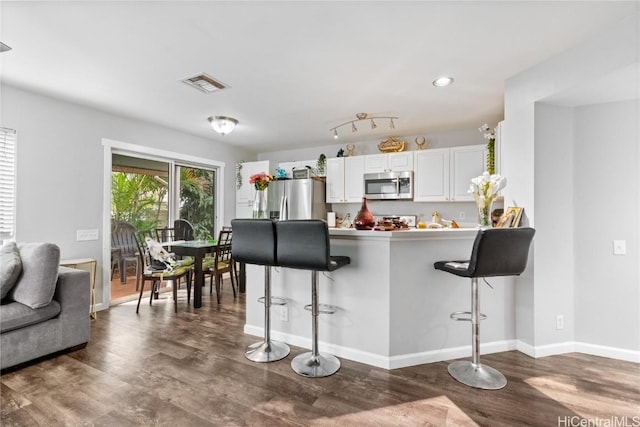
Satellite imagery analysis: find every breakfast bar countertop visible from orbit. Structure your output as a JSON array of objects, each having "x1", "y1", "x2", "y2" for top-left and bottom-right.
[{"x1": 244, "y1": 223, "x2": 514, "y2": 371}]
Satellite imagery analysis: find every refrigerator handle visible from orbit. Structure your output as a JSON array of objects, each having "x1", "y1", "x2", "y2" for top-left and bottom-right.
[{"x1": 279, "y1": 194, "x2": 288, "y2": 221}]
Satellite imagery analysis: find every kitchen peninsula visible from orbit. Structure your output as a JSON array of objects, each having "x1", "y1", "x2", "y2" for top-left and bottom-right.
[{"x1": 243, "y1": 227, "x2": 515, "y2": 369}]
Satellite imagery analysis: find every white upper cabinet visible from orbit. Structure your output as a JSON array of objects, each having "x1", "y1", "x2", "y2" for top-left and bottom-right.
[
  {"x1": 388, "y1": 152, "x2": 414, "y2": 171},
  {"x1": 450, "y1": 145, "x2": 486, "y2": 201},
  {"x1": 364, "y1": 152, "x2": 414, "y2": 174},
  {"x1": 343, "y1": 156, "x2": 365, "y2": 202},
  {"x1": 326, "y1": 156, "x2": 365, "y2": 203},
  {"x1": 325, "y1": 157, "x2": 345, "y2": 203},
  {"x1": 414, "y1": 149, "x2": 450, "y2": 201}
]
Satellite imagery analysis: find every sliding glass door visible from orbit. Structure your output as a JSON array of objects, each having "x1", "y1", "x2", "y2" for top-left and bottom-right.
[{"x1": 110, "y1": 154, "x2": 218, "y2": 303}]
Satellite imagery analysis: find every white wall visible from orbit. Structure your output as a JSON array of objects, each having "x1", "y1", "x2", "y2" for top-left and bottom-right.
[
  {"x1": 573, "y1": 100, "x2": 639, "y2": 351},
  {"x1": 1, "y1": 84, "x2": 254, "y2": 308},
  {"x1": 504, "y1": 10, "x2": 639, "y2": 359}
]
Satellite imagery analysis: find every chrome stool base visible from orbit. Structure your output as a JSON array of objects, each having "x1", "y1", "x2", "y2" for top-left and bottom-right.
[
  {"x1": 291, "y1": 352, "x2": 340, "y2": 378},
  {"x1": 448, "y1": 360, "x2": 507, "y2": 390},
  {"x1": 245, "y1": 340, "x2": 290, "y2": 363}
]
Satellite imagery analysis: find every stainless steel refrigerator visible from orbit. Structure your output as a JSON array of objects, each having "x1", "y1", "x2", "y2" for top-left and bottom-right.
[{"x1": 267, "y1": 178, "x2": 327, "y2": 220}]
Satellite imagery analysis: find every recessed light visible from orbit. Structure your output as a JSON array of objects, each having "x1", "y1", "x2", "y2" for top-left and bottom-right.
[{"x1": 433, "y1": 76, "x2": 454, "y2": 87}]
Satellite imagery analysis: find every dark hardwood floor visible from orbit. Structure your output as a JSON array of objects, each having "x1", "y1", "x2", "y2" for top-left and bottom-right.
[{"x1": 2, "y1": 281, "x2": 639, "y2": 426}]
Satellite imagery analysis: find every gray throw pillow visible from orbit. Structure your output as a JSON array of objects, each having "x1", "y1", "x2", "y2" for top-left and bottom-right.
[
  {"x1": 8, "y1": 243, "x2": 60, "y2": 309},
  {"x1": 0, "y1": 242, "x2": 22, "y2": 300}
]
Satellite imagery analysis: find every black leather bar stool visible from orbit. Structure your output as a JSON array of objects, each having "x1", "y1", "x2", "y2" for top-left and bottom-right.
[
  {"x1": 276, "y1": 219, "x2": 350, "y2": 378},
  {"x1": 434, "y1": 227, "x2": 535, "y2": 390},
  {"x1": 231, "y1": 219, "x2": 290, "y2": 363}
]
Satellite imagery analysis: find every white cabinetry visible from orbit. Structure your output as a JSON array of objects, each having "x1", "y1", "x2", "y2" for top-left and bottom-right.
[
  {"x1": 235, "y1": 160, "x2": 270, "y2": 218},
  {"x1": 414, "y1": 145, "x2": 485, "y2": 202},
  {"x1": 326, "y1": 156, "x2": 365, "y2": 203},
  {"x1": 364, "y1": 152, "x2": 414, "y2": 173},
  {"x1": 413, "y1": 148, "x2": 450, "y2": 201},
  {"x1": 449, "y1": 145, "x2": 485, "y2": 201}
]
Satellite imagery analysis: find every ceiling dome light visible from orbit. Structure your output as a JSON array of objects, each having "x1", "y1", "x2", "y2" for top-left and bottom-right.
[
  {"x1": 433, "y1": 76, "x2": 454, "y2": 87},
  {"x1": 208, "y1": 116, "x2": 238, "y2": 135}
]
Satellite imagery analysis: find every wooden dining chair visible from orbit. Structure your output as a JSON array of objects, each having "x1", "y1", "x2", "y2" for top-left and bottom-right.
[
  {"x1": 133, "y1": 233, "x2": 192, "y2": 313},
  {"x1": 207, "y1": 229, "x2": 236, "y2": 304},
  {"x1": 174, "y1": 219, "x2": 195, "y2": 241},
  {"x1": 111, "y1": 220, "x2": 141, "y2": 290}
]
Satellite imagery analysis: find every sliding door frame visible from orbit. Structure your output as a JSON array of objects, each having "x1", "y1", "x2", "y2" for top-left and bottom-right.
[{"x1": 101, "y1": 138, "x2": 225, "y2": 310}]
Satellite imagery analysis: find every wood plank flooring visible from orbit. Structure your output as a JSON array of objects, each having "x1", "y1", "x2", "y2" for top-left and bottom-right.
[{"x1": 2, "y1": 283, "x2": 639, "y2": 426}]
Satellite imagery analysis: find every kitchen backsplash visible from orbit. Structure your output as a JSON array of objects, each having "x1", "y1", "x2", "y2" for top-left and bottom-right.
[{"x1": 328, "y1": 199, "x2": 504, "y2": 227}]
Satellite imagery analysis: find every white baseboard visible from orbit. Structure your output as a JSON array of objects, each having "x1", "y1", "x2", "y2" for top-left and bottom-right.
[
  {"x1": 246, "y1": 325, "x2": 640, "y2": 368},
  {"x1": 517, "y1": 340, "x2": 640, "y2": 363}
]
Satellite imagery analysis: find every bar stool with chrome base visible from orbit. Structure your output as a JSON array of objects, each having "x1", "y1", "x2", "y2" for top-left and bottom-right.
[
  {"x1": 231, "y1": 219, "x2": 290, "y2": 363},
  {"x1": 276, "y1": 220, "x2": 350, "y2": 378},
  {"x1": 434, "y1": 227, "x2": 535, "y2": 390}
]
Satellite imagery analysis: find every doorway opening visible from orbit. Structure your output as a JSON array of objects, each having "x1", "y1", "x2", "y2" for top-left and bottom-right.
[{"x1": 109, "y1": 154, "x2": 218, "y2": 304}]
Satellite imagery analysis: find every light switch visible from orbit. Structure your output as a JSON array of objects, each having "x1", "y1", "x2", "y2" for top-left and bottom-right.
[{"x1": 613, "y1": 240, "x2": 626, "y2": 255}]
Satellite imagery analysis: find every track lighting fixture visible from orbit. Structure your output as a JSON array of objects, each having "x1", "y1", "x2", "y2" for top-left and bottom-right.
[{"x1": 330, "y1": 113, "x2": 398, "y2": 139}]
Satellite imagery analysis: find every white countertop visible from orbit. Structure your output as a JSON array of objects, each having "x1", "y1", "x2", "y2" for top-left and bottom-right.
[{"x1": 328, "y1": 227, "x2": 478, "y2": 240}]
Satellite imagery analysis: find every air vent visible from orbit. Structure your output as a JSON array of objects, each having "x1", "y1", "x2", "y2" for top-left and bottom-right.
[{"x1": 181, "y1": 73, "x2": 228, "y2": 93}]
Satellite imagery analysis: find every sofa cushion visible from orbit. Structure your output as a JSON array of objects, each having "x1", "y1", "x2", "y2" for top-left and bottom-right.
[
  {"x1": 0, "y1": 300, "x2": 61, "y2": 333},
  {"x1": 8, "y1": 243, "x2": 60, "y2": 309},
  {"x1": 0, "y1": 242, "x2": 22, "y2": 300}
]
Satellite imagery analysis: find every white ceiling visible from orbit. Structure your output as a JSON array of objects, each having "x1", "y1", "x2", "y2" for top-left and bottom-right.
[{"x1": 1, "y1": 1, "x2": 637, "y2": 152}]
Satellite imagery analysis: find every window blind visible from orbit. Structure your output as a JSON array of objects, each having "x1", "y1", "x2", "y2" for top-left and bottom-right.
[{"x1": 0, "y1": 127, "x2": 17, "y2": 240}]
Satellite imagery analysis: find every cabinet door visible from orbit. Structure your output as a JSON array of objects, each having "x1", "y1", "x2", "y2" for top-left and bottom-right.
[
  {"x1": 236, "y1": 160, "x2": 270, "y2": 211},
  {"x1": 364, "y1": 154, "x2": 388, "y2": 173},
  {"x1": 388, "y1": 152, "x2": 414, "y2": 171},
  {"x1": 450, "y1": 145, "x2": 485, "y2": 201},
  {"x1": 413, "y1": 149, "x2": 450, "y2": 201},
  {"x1": 344, "y1": 156, "x2": 365, "y2": 202},
  {"x1": 326, "y1": 157, "x2": 345, "y2": 203}
]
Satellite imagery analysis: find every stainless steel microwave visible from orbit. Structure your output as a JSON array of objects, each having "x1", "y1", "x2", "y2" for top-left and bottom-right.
[{"x1": 364, "y1": 171, "x2": 413, "y2": 200}]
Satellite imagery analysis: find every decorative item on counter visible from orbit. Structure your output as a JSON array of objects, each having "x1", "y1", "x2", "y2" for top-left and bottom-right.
[
  {"x1": 346, "y1": 144, "x2": 356, "y2": 157},
  {"x1": 377, "y1": 137, "x2": 405, "y2": 153},
  {"x1": 479, "y1": 123, "x2": 497, "y2": 175},
  {"x1": 316, "y1": 154, "x2": 326, "y2": 176},
  {"x1": 341, "y1": 213, "x2": 352, "y2": 229},
  {"x1": 431, "y1": 211, "x2": 440, "y2": 224},
  {"x1": 354, "y1": 197, "x2": 375, "y2": 230},
  {"x1": 249, "y1": 172, "x2": 274, "y2": 219},
  {"x1": 337, "y1": 148, "x2": 345, "y2": 157},
  {"x1": 491, "y1": 208, "x2": 504, "y2": 227},
  {"x1": 415, "y1": 136, "x2": 427, "y2": 150},
  {"x1": 468, "y1": 171, "x2": 506, "y2": 229},
  {"x1": 275, "y1": 167, "x2": 288, "y2": 180},
  {"x1": 496, "y1": 206, "x2": 523, "y2": 228},
  {"x1": 450, "y1": 220, "x2": 460, "y2": 228}
]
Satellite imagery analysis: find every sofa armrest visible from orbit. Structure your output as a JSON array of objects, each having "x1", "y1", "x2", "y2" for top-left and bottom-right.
[{"x1": 55, "y1": 266, "x2": 91, "y2": 345}]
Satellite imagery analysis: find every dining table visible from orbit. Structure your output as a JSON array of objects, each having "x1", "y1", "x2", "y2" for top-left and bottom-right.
[{"x1": 164, "y1": 240, "x2": 217, "y2": 308}]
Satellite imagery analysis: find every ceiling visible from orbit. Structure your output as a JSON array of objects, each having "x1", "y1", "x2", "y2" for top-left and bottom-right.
[{"x1": 1, "y1": 1, "x2": 637, "y2": 152}]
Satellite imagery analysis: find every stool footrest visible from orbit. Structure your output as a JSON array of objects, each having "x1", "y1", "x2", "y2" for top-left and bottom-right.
[
  {"x1": 257, "y1": 296, "x2": 287, "y2": 306},
  {"x1": 450, "y1": 311, "x2": 487, "y2": 322},
  {"x1": 304, "y1": 303, "x2": 337, "y2": 314}
]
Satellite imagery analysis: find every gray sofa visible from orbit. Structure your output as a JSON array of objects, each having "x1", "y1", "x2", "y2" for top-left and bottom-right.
[{"x1": 0, "y1": 242, "x2": 91, "y2": 370}]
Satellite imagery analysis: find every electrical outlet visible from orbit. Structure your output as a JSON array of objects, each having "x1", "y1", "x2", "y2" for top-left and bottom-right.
[
  {"x1": 556, "y1": 315, "x2": 564, "y2": 330},
  {"x1": 613, "y1": 240, "x2": 626, "y2": 255},
  {"x1": 280, "y1": 306, "x2": 288, "y2": 322},
  {"x1": 459, "y1": 212, "x2": 466, "y2": 220}
]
